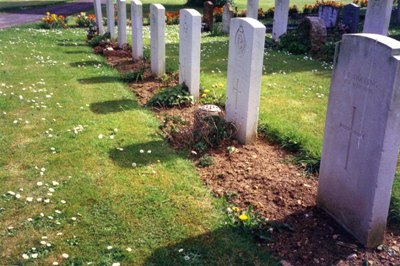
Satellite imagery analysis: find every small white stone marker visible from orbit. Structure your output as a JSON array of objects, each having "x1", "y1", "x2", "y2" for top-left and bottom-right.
[
  {"x1": 150, "y1": 4, "x2": 165, "y2": 77},
  {"x1": 272, "y1": 0, "x2": 290, "y2": 41},
  {"x1": 225, "y1": 18, "x2": 266, "y2": 144},
  {"x1": 246, "y1": 0, "x2": 259, "y2": 19},
  {"x1": 179, "y1": 9, "x2": 201, "y2": 98},
  {"x1": 93, "y1": 0, "x2": 105, "y2": 35},
  {"x1": 106, "y1": 0, "x2": 115, "y2": 39},
  {"x1": 363, "y1": 0, "x2": 393, "y2": 35},
  {"x1": 117, "y1": 0, "x2": 127, "y2": 48},
  {"x1": 318, "y1": 34, "x2": 400, "y2": 248},
  {"x1": 131, "y1": 0, "x2": 143, "y2": 60}
]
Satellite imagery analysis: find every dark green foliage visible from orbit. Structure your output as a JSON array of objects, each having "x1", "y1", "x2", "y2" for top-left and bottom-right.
[
  {"x1": 88, "y1": 32, "x2": 111, "y2": 47},
  {"x1": 147, "y1": 84, "x2": 194, "y2": 108},
  {"x1": 186, "y1": 0, "x2": 234, "y2": 7},
  {"x1": 199, "y1": 155, "x2": 214, "y2": 167},
  {"x1": 193, "y1": 115, "x2": 236, "y2": 150},
  {"x1": 279, "y1": 30, "x2": 311, "y2": 55},
  {"x1": 318, "y1": 41, "x2": 337, "y2": 62},
  {"x1": 120, "y1": 68, "x2": 145, "y2": 83}
]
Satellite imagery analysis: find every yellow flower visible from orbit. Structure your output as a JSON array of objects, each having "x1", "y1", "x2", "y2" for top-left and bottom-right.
[
  {"x1": 232, "y1": 207, "x2": 240, "y2": 212},
  {"x1": 203, "y1": 89, "x2": 210, "y2": 93},
  {"x1": 239, "y1": 214, "x2": 249, "y2": 221},
  {"x1": 201, "y1": 93, "x2": 207, "y2": 98}
]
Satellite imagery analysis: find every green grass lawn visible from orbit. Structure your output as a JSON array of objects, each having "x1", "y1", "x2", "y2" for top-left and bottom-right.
[{"x1": 0, "y1": 25, "x2": 275, "y2": 265}]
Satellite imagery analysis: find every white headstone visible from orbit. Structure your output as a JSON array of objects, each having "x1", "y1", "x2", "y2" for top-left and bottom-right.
[
  {"x1": 150, "y1": 4, "x2": 165, "y2": 77},
  {"x1": 222, "y1": 3, "x2": 234, "y2": 34},
  {"x1": 318, "y1": 34, "x2": 400, "y2": 248},
  {"x1": 94, "y1": 0, "x2": 105, "y2": 35},
  {"x1": 363, "y1": 0, "x2": 393, "y2": 35},
  {"x1": 179, "y1": 9, "x2": 201, "y2": 98},
  {"x1": 106, "y1": 0, "x2": 115, "y2": 39},
  {"x1": 272, "y1": 0, "x2": 290, "y2": 41},
  {"x1": 225, "y1": 18, "x2": 266, "y2": 144},
  {"x1": 131, "y1": 0, "x2": 143, "y2": 60},
  {"x1": 117, "y1": 0, "x2": 127, "y2": 48},
  {"x1": 246, "y1": 0, "x2": 259, "y2": 19}
]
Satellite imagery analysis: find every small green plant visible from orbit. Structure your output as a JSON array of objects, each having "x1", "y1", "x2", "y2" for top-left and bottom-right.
[
  {"x1": 210, "y1": 23, "x2": 224, "y2": 37},
  {"x1": 199, "y1": 155, "x2": 214, "y2": 167},
  {"x1": 159, "y1": 115, "x2": 188, "y2": 140},
  {"x1": 199, "y1": 87, "x2": 225, "y2": 107},
  {"x1": 147, "y1": 84, "x2": 194, "y2": 108},
  {"x1": 88, "y1": 32, "x2": 111, "y2": 47},
  {"x1": 193, "y1": 115, "x2": 236, "y2": 150},
  {"x1": 225, "y1": 205, "x2": 270, "y2": 240},
  {"x1": 76, "y1": 12, "x2": 96, "y2": 28},
  {"x1": 41, "y1": 12, "x2": 68, "y2": 29},
  {"x1": 279, "y1": 30, "x2": 311, "y2": 55},
  {"x1": 227, "y1": 146, "x2": 236, "y2": 155},
  {"x1": 120, "y1": 68, "x2": 145, "y2": 83},
  {"x1": 193, "y1": 141, "x2": 208, "y2": 154},
  {"x1": 160, "y1": 73, "x2": 177, "y2": 87}
]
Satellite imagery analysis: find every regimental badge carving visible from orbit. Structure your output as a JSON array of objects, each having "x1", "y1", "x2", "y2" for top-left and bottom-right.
[{"x1": 235, "y1": 25, "x2": 246, "y2": 56}]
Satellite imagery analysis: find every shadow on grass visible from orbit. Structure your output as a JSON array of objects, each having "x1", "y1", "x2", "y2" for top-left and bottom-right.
[
  {"x1": 143, "y1": 206, "x2": 400, "y2": 265},
  {"x1": 65, "y1": 50, "x2": 89, "y2": 54},
  {"x1": 57, "y1": 40, "x2": 87, "y2": 47},
  {"x1": 109, "y1": 140, "x2": 176, "y2": 168},
  {"x1": 78, "y1": 76, "x2": 121, "y2": 84},
  {"x1": 70, "y1": 61, "x2": 104, "y2": 68},
  {"x1": 90, "y1": 99, "x2": 139, "y2": 114},
  {"x1": 143, "y1": 227, "x2": 276, "y2": 266}
]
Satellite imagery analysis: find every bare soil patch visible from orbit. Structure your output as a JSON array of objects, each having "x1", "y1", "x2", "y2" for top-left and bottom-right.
[{"x1": 96, "y1": 43, "x2": 400, "y2": 266}]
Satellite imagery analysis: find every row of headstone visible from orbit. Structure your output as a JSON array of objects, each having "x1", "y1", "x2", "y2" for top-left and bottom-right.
[
  {"x1": 93, "y1": 0, "x2": 104, "y2": 35},
  {"x1": 93, "y1": 0, "x2": 400, "y2": 251}
]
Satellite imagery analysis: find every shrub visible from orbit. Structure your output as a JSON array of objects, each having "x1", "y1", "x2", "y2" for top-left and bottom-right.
[
  {"x1": 209, "y1": 23, "x2": 224, "y2": 36},
  {"x1": 147, "y1": 84, "x2": 194, "y2": 108},
  {"x1": 166, "y1": 11, "x2": 179, "y2": 25},
  {"x1": 289, "y1": 5, "x2": 299, "y2": 17},
  {"x1": 41, "y1": 12, "x2": 67, "y2": 29},
  {"x1": 76, "y1": 12, "x2": 96, "y2": 28},
  {"x1": 88, "y1": 32, "x2": 111, "y2": 47},
  {"x1": 199, "y1": 85, "x2": 225, "y2": 107},
  {"x1": 186, "y1": 0, "x2": 234, "y2": 7},
  {"x1": 265, "y1": 7, "x2": 274, "y2": 18},
  {"x1": 193, "y1": 115, "x2": 236, "y2": 149},
  {"x1": 199, "y1": 155, "x2": 214, "y2": 167},
  {"x1": 120, "y1": 68, "x2": 145, "y2": 83},
  {"x1": 213, "y1": 6, "x2": 223, "y2": 22},
  {"x1": 353, "y1": 0, "x2": 368, "y2": 8},
  {"x1": 279, "y1": 30, "x2": 311, "y2": 55},
  {"x1": 257, "y1": 8, "x2": 265, "y2": 19}
]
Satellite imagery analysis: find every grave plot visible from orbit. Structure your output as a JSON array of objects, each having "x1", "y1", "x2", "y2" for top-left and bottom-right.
[{"x1": 2, "y1": 0, "x2": 400, "y2": 264}]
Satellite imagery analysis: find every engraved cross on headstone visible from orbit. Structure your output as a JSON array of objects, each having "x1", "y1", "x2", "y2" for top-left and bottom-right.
[
  {"x1": 339, "y1": 106, "x2": 364, "y2": 170},
  {"x1": 233, "y1": 79, "x2": 240, "y2": 109}
]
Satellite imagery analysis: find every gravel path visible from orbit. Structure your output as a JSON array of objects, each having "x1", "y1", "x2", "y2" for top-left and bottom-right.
[{"x1": 0, "y1": 0, "x2": 103, "y2": 29}]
